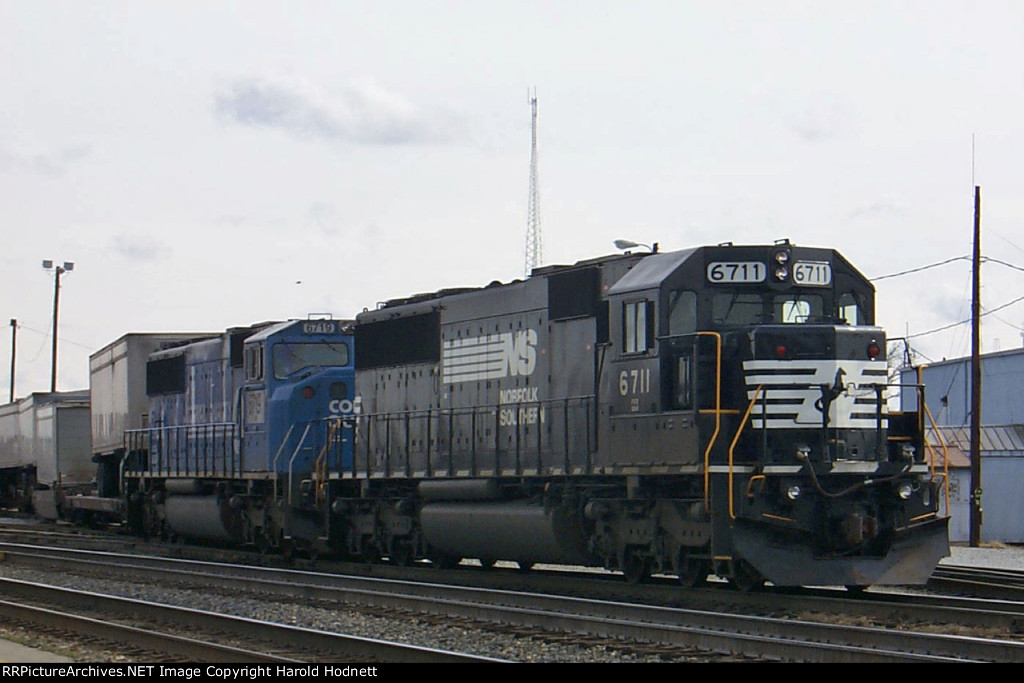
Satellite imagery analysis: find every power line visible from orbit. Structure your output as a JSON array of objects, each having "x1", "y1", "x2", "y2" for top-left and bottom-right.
[
  {"x1": 870, "y1": 255, "x2": 970, "y2": 281},
  {"x1": 984, "y1": 256, "x2": 1024, "y2": 274},
  {"x1": 871, "y1": 254, "x2": 1024, "y2": 282},
  {"x1": 906, "y1": 293, "x2": 1024, "y2": 339}
]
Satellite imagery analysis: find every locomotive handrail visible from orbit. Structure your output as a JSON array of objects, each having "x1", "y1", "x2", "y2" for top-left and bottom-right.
[
  {"x1": 287, "y1": 422, "x2": 313, "y2": 505},
  {"x1": 695, "y1": 331, "x2": 722, "y2": 514},
  {"x1": 916, "y1": 364, "x2": 951, "y2": 514},
  {"x1": 125, "y1": 422, "x2": 237, "y2": 478},
  {"x1": 313, "y1": 418, "x2": 342, "y2": 505},
  {"x1": 352, "y1": 396, "x2": 595, "y2": 478},
  {"x1": 662, "y1": 329, "x2": 723, "y2": 513},
  {"x1": 271, "y1": 424, "x2": 295, "y2": 502},
  {"x1": 728, "y1": 385, "x2": 764, "y2": 520},
  {"x1": 922, "y1": 400, "x2": 952, "y2": 514}
]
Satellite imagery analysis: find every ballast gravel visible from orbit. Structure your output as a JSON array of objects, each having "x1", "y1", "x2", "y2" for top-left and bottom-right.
[
  {"x1": 2, "y1": 542, "x2": 1021, "y2": 663},
  {"x1": 0, "y1": 564, "x2": 696, "y2": 663}
]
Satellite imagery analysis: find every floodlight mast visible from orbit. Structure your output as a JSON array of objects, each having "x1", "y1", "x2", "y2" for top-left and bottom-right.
[{"x1": 42, "y1": 260, "x2": 74, "y2": 392}]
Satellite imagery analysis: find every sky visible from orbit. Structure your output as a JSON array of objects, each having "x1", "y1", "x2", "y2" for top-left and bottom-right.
[{"x1": 2, "y1": 1, "x2": 1023, "y2": 398}]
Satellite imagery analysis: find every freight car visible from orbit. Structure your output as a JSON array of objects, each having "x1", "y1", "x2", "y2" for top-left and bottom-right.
[
  {"x1": 322, "y1": 239, "x2": 950, "y2": 589},
  {"x1": 0, "y1": 390, "x2": 90, "y2": 517}
]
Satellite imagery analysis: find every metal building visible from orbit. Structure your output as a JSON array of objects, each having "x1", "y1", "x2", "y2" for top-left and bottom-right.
[{"x1": 904, "y1": 349, "x2": 1024, "y2": 543}]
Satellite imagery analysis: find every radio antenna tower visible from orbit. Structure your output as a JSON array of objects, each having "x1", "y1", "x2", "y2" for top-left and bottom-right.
[{"x1": 524, "y1": 89, "x2": 542, "y2": 276}]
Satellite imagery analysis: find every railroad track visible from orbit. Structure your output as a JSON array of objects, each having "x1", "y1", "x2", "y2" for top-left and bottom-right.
[
  {"x1": 0, "y1": 573, "x2": 506, "y2": 663},
  {"x1": 927, "y1": 565, "x2": 1024, "y2": 601},
  {"x1": 1, "y1": 543, "x2": 1019, "y2": 662}
]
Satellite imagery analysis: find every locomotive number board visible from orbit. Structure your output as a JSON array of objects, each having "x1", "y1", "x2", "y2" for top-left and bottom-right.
[
  {"x1": 705, "y1": 261, "x2": 833, "y2": 286},
  {"x1": 793, "y1": 261, "x2": 832, "y2": 286},
  {"x1": 706, "y1": 261, "x2": 766, "y2": 283}
]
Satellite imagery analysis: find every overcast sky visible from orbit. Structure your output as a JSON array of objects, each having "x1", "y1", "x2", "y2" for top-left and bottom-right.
[{"x1": 2, "y1": 1, "x2": 1023, "y2": 396}]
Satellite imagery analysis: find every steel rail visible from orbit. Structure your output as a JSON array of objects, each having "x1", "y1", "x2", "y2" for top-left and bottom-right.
[
  {"x1": 0, "y1": 596, "x2": 300, "y2": 663},
  {"x1": 0, "y1": 544, "x2": 1010, "y2": 663},
  {"x1": 0, "y1": 576, "x2": 508, "y2": 664}
]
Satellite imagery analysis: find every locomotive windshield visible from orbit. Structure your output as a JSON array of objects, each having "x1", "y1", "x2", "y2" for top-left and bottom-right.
[
  {"x1": 709, "y1": 291, "x2": 826, "y2": 326},
  {"x1": 273, "y1": 342, "x2": 350, "y2": 379}
]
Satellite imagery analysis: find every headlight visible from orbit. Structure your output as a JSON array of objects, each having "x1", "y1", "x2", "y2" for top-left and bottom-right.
[
  {"x1": 897, "y1": 483, "x2": 913, "y2": 500},
  {"x1": 786, "y1": 485, "x2": 802, "y2": 501}
]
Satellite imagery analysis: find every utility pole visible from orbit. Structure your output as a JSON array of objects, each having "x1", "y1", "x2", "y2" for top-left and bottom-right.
[
  {"x1": 42, "y1": 260, "x2": 74, "y2": 393},
  {"x1": 970, "y1": 186, "x2": 982, "y2": 547},
  {"x1": 524, "y1": 89, "x2": 542, "y2": 277},
  {"x1": 8, "y1": 319, "x2": 15, "y2": 403}
]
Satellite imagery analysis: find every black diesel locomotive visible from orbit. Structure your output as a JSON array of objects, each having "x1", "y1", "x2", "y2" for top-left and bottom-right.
[{"x1": 324, "y1": 239, "x2": 949, "y2": 588}]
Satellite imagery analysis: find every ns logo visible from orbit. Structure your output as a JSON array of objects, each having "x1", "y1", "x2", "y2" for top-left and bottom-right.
[
  {"x1": 443, "y1": 328, "x2": 538, "y2": 383},
  {"x1": 504, "y1": 329, "x2": 538, "y2": 377}
]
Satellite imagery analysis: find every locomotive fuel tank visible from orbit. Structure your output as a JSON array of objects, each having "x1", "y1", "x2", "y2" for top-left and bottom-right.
[
  {"x1": 164, "y1": 492, "x2": 243, "y2": 544},
  {"x1": 420, "y1": 499, "x2": 592, "y2": 566}
]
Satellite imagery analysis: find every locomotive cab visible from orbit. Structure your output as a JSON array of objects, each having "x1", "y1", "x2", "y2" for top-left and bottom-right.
[{"x1": 240, "y1": 318, "x2": 357, "y2": 477}]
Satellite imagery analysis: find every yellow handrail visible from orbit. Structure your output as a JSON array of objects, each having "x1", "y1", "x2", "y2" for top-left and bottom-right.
[
  {"x1": 916, "y1": 365, "x2": 951, "y2": 515},
  {"x1": 727, "y1": 385, "x2": 763, "y2": 519},
  {"x1": 921, "y1": 402, "x2": 951, "y2": 514},
  {"x1": 313, "y1": 418, "x2": 341, "y2": 505}
]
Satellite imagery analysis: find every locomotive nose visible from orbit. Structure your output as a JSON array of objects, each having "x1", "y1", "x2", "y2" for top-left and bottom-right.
[{"x1": 840, "y1": 511, "x2": 879, "y2": 547}]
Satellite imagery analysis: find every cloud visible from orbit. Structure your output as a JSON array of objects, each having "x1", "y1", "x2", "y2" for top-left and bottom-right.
[
  {"x1": 213, "y1": 75, "x2": 463, "y2": 145},
  {"x1": 0, "y1": 145, "x2": 92, "y2": 176},
  {"x1": 848, "y1": 199, "x2": 903, "y2": 221},
  {"x1": 108, "y1": 233, "x2": 170, "y2": 261},
  {"x1": 304, "y1": 202, "x2": 340, "y2": 237},
  {"x1": 786, "y1": 96, "x2": 859, "y2": 143}
]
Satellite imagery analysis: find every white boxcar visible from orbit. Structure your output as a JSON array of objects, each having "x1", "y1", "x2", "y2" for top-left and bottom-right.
[
  {"x1": 89, "y1": 333, "x2": 212, "y2": 459},
  {"x1": 0, "y1": 391, "x2": 90, "y2": 518},
  {"x1": 27, "y1": 391, "x2": 91, "y2": 519}
]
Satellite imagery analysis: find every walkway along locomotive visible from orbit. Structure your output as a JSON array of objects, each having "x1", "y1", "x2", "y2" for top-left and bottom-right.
[{"x1": 329, "y1": 239, "x2": 949, "y2": 588}]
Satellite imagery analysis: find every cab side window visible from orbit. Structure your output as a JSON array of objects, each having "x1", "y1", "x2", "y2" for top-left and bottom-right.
[
  {"x1": 624, "y1": 300, "x2": 654, "y2": 353},
  {"x1": 668, "y1": 290, "x2": 697, "y2": 335},
  {"x1": 839, "y1": 292, "x2": 865, "y2": 325},
  {"x1": 244, "y1": 345, "x2": 264, "y2": 381}
]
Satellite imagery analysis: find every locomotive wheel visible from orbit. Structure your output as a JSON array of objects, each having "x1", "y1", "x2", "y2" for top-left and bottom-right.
[
  {"x1": 730, "y1": 559, "x2": 765, "y2": 592},
  {"x1": 515, "y1": 560, "x2": 534, "y2": 573},
  {"x1": 676, "y1": 549, "x2": 709, "y2": 588},
  {"x1": 622, "y1": 548, "x2": 651, "y2": 585},
  {"x1": 281, "y1": 539, "x2": 296, "y2": 565},
  {"x1": 357, "y1": 536, "x2": 381, "y2": 565},
  {"x1": 390, "y1": 539, "x2": 414, "y2": 567},
  {"x1": 255, "y1": 531, "x2": 274, "y2": 556},
  {"x1": 478, "y1": 557, "x2": 497, "y2": 570},
  {"x1": 430, "y1": 552, "x2": 461, "y2": 570}
]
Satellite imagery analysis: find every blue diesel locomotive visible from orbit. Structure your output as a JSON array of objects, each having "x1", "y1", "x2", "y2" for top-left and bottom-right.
[{"x1": 118, "y1": 318, "x2": 356, "y2": 555}]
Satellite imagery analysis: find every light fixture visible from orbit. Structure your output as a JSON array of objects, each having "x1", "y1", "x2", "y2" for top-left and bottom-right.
[{"x1": 613, "y1": 239, "x2": 657, "y2": 253}]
